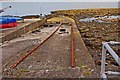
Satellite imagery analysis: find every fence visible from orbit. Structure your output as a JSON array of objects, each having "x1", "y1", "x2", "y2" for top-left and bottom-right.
[{"x1": 101, "y1": 41, "x2": 120, "y2": 79}]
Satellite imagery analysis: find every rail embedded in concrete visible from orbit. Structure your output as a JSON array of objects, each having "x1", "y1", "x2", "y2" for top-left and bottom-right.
[
  {"x1": 101, "y1": 41, "x2": 120, "y2": 79},
  {"x1": 11, "y1": 23, "x2": 62, "y2": 68},
  {"x1": 0, "y1": 19, "x2": 46, "y2": 43},
  {"x1": 71, "y1": 18, "x2": 96, "y2": 77},
  {"x1": 71, "y1": 25, "x2": 75, "y2": 68}
]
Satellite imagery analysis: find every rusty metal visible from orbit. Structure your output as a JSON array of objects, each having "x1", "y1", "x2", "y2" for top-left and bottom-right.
[
  {"x1": 11, "y1": 24, "x2": 62, "y2": 68},
  {"x1": 71, "y1": 26, "x2": 75, "y2": 67}
]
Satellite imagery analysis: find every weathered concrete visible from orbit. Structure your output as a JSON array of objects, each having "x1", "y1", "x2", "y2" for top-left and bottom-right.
[
  {"x1": 0, "y1": 19, "x2": 46, "y2": 43},
  {"x1": 71, "y1": 20, "x2": 96, "y2": 77}
]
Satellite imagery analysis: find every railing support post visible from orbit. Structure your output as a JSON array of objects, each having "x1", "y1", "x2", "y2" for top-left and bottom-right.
[
  {"x1": 100, "y1": 41, "x2": 120, "y2": 79},
  {"x1": 101, "y1": 42, "x2": 107, "y2": 79}
]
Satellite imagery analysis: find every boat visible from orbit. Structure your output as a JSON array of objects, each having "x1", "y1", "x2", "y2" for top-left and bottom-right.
[{"x1": 0, "y1": 17, "x2": 23, "y2": 29}]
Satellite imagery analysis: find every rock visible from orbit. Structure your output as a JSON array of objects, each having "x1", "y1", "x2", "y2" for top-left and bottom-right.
[
  {"x1": 80, "y1": 28, "x2": 89, "y2": 33},
  {"x1": 28, "y1": 65, "x2": 32, "y2": 69},
  {"x1": 95, "y1": 36, "x2": 102, "y2": 39},
  {"x1": 84, "y1": 33, "x2": 91, "y2": 38},
  {"x1": 86, "y1": 38, "x2": 96, "y2": 41},
  {"x1": 44, "y1": 70, "x2": 49, "y2": 74},
  {"x1": 110, "y1": 61, "x2": 119, "y2": 66},
  {"x1": 96, "y1": 60, "x2": 108, "y2": 65}
]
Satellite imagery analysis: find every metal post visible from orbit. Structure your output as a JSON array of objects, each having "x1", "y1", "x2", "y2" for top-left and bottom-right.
[
  {"x1": 104, "y1": 43, "x2": 120, "y2": 65},
  {"x1": 100, "y1": 41, "x2": 120, "y2": 79},
  {"x1": 101, "y1": 42, "x2": 107, "y2": 79}
]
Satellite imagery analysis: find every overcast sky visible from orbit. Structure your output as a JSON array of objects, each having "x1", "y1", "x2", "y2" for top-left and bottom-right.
[
  {"x1": 1, "y1": 2, "x2": 119, "y2": 16},
  {"x1": 1, "y1": 0, "x2": 119, "y2": 2}
]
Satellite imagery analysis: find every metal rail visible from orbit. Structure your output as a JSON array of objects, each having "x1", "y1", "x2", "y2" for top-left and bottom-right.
[
  {"x1": 10, "y1": 21, "x2": 76, "y2": 69},
  {"x1": 71, "y1": 26, "x2": 75, "y2": 67},
  {"x1": 0, "y1": 6, "x2": 11, "y2": 13},
  {"x1": 11, "y1": 23, "x2": 62, "y2": 68},
  {"x1": 101, "y1": 41, "x2": 120, "y2": 79}
]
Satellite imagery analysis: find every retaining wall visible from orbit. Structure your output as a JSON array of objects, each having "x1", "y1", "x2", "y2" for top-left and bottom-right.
[{"x1": 0, "y1": 19, "x2": 46, "y2": 43}]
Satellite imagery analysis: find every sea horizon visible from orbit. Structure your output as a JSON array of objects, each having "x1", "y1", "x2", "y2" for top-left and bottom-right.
[{"x1": 1, "y1": 2, "x2": 118, "y2": 16}]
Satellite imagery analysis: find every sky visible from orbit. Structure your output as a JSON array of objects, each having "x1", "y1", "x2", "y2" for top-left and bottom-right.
[
  {"x1": 1, "y1": 0, "x2": 119, "y2": 2},
  {"x1": 1, "y1": 2, "x2": 119, "y2": 16}
]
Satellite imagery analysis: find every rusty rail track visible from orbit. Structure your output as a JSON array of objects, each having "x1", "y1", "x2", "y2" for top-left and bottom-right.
[
  {"x1": 11, "y1": 23, "x2": 62, "y2": 68},
  {"x1": 10, "y1": 22, "x2": 75, "y2": 68},
  {"x1": 71, "y1": 26, "x2": 75, "y2": 67}
]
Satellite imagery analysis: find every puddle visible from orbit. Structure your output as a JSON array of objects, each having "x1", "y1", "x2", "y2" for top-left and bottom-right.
[
  {"x1": 58, "y1": 27, "x2": 70, "y2": 36},
  {"x1": 79, "y1": 15, "x2": 119, "y2": 23}
]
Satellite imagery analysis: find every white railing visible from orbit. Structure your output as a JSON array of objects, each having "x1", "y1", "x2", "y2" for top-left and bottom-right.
[{"x1": 101, "y1": 41, "x2": 120, "y2": 80}]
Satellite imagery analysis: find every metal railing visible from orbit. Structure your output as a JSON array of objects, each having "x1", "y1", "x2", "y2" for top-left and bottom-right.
[{"x1": 101, "y1": 41, "x2": 120, "y2": 79}]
